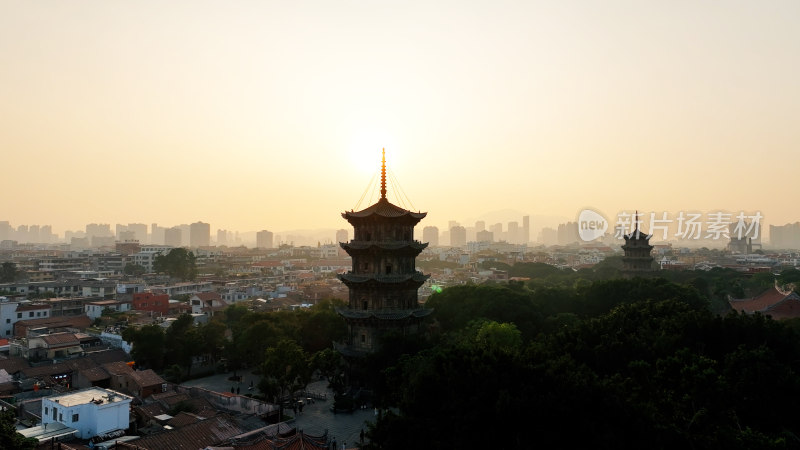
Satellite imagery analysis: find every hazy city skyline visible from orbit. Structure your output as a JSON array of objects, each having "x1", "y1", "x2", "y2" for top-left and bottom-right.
[{"x1": 3, "y1": 2, "x2": 799, "y2": 234}]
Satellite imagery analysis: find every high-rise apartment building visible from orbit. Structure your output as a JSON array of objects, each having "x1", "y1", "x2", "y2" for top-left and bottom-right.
[
  {"x1": 189, "y1": 222, "x2": 210, "y2": 247},
  {"x1": 450, "y1": 225, "x2": 467, "y2": 247},
  {"x1": 165, "y1": 227, "x2": 182, "y2": 247},
  {"x1": 422, "y1": 226, "x2": 439, "y2": 246},
  {"x1": 476, "y1": 229, "x2": 493, "y2": 242},
  {"x1": 256, "y1": 230, "x2": 274, "y2": 249}
]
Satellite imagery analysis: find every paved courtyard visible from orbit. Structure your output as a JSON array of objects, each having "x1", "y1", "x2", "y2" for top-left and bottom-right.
[{"x1": 181, "y1": 373, "x2": 375, "y2": 447}]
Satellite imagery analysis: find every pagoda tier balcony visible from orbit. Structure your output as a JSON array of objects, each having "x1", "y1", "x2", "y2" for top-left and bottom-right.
[
  {"x1": 337, "y1": 271, "x2": 430, "y2": 285},
  {"x1": 340, "y1": 240, "x2": 427, "y2": 257},
  {"x1": 335, "y1": 307, "x2": 434, "y2": 321},
  {"x1": 340, "y1": 240, "x2": 428, "y2": 251}
]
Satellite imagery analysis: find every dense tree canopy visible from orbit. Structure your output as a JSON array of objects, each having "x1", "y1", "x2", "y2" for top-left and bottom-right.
[
  {"x1": 365, "y1": 274, "x2": 800, "y2": 450},
  {"x1": 122, "y1": 323, "x2": 166, "y2": 371},
  {"x1": 0, "y1": 262, "x2": 19, "y2": 283},
  {"x1": 0, "y1": 409, "x2": 36, "y2": 450},
  {"x1": 153, "y1": 248, "x2": 197, "y2": 280},
  {"x1": 258, "y1": 339, "x2": 311, "y2": 418}
]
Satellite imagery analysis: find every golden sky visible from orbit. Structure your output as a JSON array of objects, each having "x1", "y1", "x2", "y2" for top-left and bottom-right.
[{"x1": 2, "y1": 1, "x2": 799, "y2": 235}]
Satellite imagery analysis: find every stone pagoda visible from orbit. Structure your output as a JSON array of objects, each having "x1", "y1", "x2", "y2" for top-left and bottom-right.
[
  {"x1": 335, "y1": 150, "x2": 431, "y2": 356},
  {"x1": 621, "y1": 211, "x2": 654, "y2": 271}
]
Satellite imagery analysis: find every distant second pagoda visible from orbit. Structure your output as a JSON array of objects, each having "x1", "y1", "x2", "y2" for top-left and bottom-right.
[
  {"x1": 335, "y1": 150, "x2": 431, "y2": 356},
  {"x1": 621, "y1": 212, "x2": 654, "y2": 271}
]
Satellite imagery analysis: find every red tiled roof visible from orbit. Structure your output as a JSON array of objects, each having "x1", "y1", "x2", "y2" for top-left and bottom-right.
[
  {"x1": 78, "y1": 366, "x2": 110, "y2": 382},
  {"x1": 130, "y1": 414, "x2": 244, "y2": 450},
  {"x1": 14, "y1": 315, "x2": 92, "y2": 331},
  {"x1": 151, "y1": 391, "x2": 191, "y2": 407},
  {"x1": 41, "y1": 333, "x2": 80, "y2": 347},
  {"x1": 729, "y1": 286, "x2": 794, "y2": 313},
  {"x1": 103, "y1": 361, "x2": 134, "y2": 376},
  {"x1": 130, "y1": 369, "x2": 165, "y2": 387},
  {"x1": 762, "y1": 297, "x2": 800, "y2": 320},
  {"x1": 21, "y1": 362, "x2": 72, "y2": 378},
  {"x1": 166, "y1": 411, "x2": 205, "y2": 428},
  {"x1": 86, "y1": 348, "x2": 129, "y2": 365},
  {"x1": 0, "y1": 356, "x2": 30, "y2": 374},
  {"x1": 135, "y1": 402, "x2": 167, "y2": 419},
  {"x1": 252, "y1": 261, "x2": 283, "y2": 267},
  {"x1": 214, "y1": 429, "x2": 328, "y2": 450},
  {"x1": 193, "y1": 292, "x2": 222, "y2": 301},
  {"x1": 15, "y1": 303, "x2": 51, "y2": 312},
  {"x1": 65, "y1": 357, "x2": 98, "y2": 371}
]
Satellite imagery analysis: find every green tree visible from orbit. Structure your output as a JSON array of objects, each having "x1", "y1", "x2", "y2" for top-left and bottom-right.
[
  {"x1": 164, "y1": 364, "x2": 183, "y2": 383},
  {"x1": 311, "y1": 347, "x2": 346, "y2": 392},
  {"x1": 472, "y1": 320, "x2": 522, "y2": 353},
  {"x1": 426, "y1": 284, "x2": 543, "y2": 339},
  {"x1": 122, "y1": 324, "x2": 166, "y2": 371},
  {"x1": 0, "y1": 262, "x2": 19, "y2": 283},
  {"x1": 258, "y1": 339, "x2": 311, "y2": 420},
  {"x1": 298, "y1": 301, "x2": 347, "y2": 353},
  {"x1": 0, "y1": 409, "x2": 37, "y2": 450},
  {"x1": 199, "y1": 320, "x2": 227, "y2": 366},
  {"x1": 153, "y1": 248, "x2": 197, "y2": 280},
  {"x1": 123, "y1": 263, "x2": 146, "y2": 276},
  {"x1": 165, "y1": 314, "x2": 201, "y2": 376}
]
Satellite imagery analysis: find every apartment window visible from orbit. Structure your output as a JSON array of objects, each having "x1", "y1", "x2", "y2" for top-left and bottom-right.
[
  {"x1": 362, "y1": 301, "x2": 368, "y2": 310},
  {"x1": 52, "y1": 408, "x2": 57, "y2": 420},
  {"x1": 29, "y1": 312, "x2": 33, "y2": 318},
  {"x1": 36, "y1": 312, "x2": 41, "y2": 317},
  {"x1": 5, "y1": 331, "x2": 9, "y2": 336},
  {"x1": 44, "y1": 407, "x2": 48, "y2": 415},
  {"x1": 361, "y1": 334, "x2": 366, "y2": 343},
  {"x1": 72, "y1": 414, "x2": 79, "y2": 422},
  {"x1": 5, "y1": 319, "x2": 8, "y2": 323},
  {"x1": 43, "y1": 311, "x2": 47, "y2": 316},
  {"x1": 16, "y1": 313, "x2": 21, "y2": 319}
]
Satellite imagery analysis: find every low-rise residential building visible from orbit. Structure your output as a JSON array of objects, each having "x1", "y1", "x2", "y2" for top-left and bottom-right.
[
  {"x1": 41, "y1": 387, "x2": 132, "y2": 439},
  {"x1": 42, "y1": 296, "x2": 93, "y2": 317},
  {"x1": 0, "y1": 299, "x2": 51, "y2": 337},
  {"x1": 85, "y1": 300, "x2": 132, "y2": 319},
  {"x1": 11, "y1": 332, "x2": 85, "y2": 361},
  {"x1": 150, "y1": 281, "x2": 213, "y2": 297},
  {"x1": 130, "y1": 245, "x2": 175, "y2": 272},
  {"x1": 81, "y1": 281, "x2": 117, "y2": 299},
  {"x1": 190, "y1": 292, "x2": 226, "y2": 316},
  {"x1": 14, "y1": 315, "x2": 93, "y2": 337},
  {"x1": 132, "y1": 292, "x2": 170, "y2": 316},
  {"x1": 100, "y1": 361, "x2": 165, "y2": 398}
]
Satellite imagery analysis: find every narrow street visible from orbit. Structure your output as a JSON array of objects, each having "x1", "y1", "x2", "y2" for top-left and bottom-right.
[{"x1": 181, "y1": 373, "x2": 374, "y2": 447}]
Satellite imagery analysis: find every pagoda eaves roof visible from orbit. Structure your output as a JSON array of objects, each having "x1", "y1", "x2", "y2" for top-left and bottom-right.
[{"x1": 343, "y1": 198, "x2": 426, "y2": 220}]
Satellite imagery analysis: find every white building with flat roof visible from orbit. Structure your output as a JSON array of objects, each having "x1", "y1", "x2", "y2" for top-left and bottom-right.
[{"x1": 42, "y1": 387, "x2": 132, "y2": 439}]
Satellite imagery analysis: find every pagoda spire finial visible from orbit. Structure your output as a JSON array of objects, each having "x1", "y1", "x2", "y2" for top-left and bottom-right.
[{"x1": 380, "y1": 148, "x2": 387, "y2": 200}]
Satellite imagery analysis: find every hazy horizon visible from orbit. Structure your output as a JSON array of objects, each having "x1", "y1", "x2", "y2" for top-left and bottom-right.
[{"x1": 3, "y1": 1, "x2": 799, "y2": 235}]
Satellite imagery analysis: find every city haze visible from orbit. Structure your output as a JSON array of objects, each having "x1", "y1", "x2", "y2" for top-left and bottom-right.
[{"x1": 2, "y1": 1, "x2": 799, "y2": 234}]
